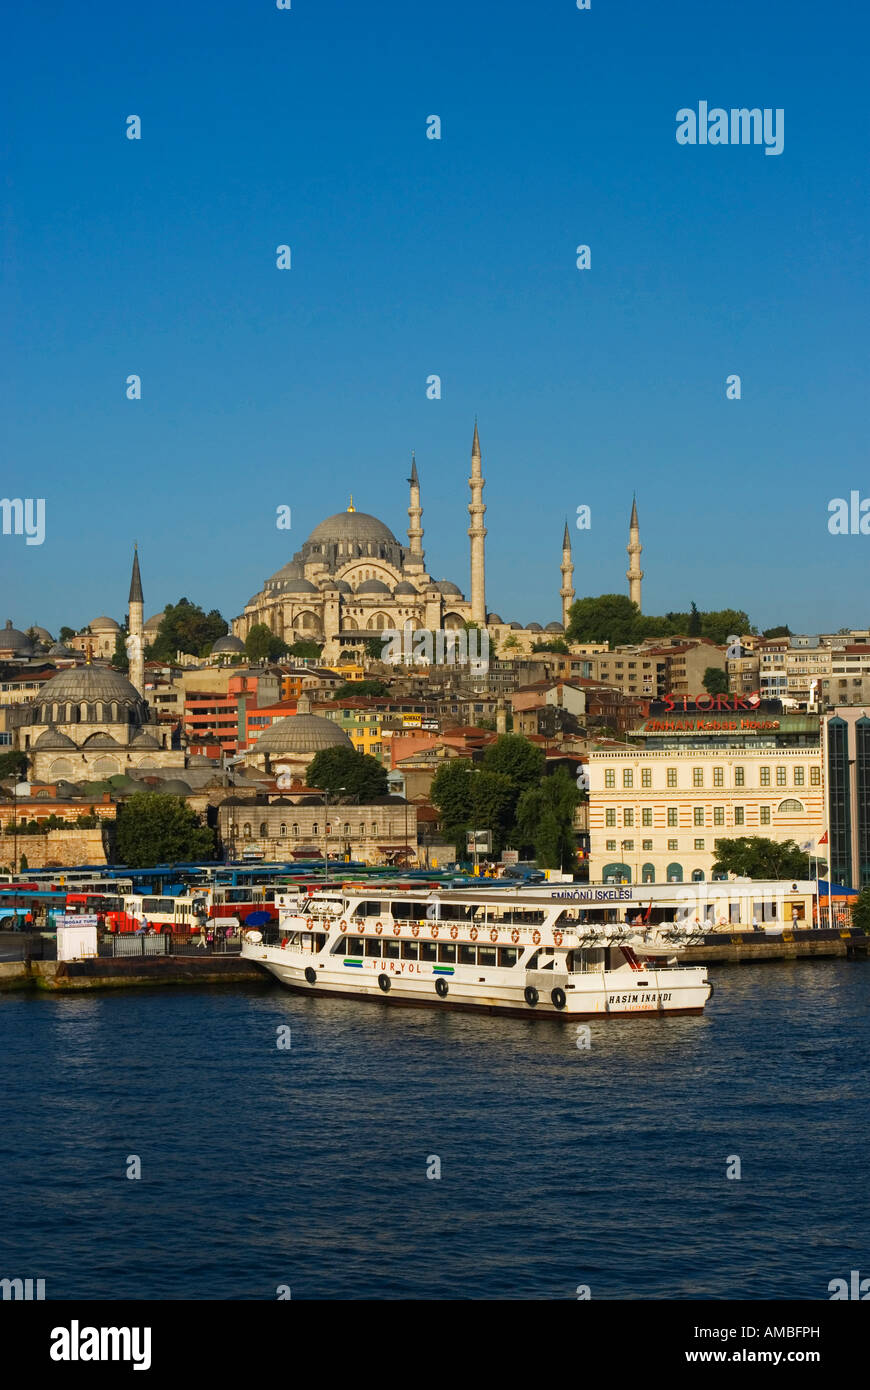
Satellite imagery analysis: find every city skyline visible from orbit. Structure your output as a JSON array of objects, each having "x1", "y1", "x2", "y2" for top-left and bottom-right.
[{"x1": 3, "y1": 0, "x2": 868, "y2": 634}]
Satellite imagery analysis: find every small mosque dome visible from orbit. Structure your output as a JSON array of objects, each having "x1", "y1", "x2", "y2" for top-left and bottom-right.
[{"x1": 355, "y1": 579, "x2": 391, "y2": 595}]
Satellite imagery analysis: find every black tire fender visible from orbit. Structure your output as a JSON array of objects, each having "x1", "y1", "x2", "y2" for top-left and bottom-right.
[
  {"x1": 524, "y1": 985, "x2": 539, "y2": 1007},
  {"x1": 378, "y1": 973, "x2": 391, "y2": 993},
  {"x1": 304, "y1": 966, "x2": 317, "y2": 986},
  {"x1": 435, "y1": 977, "x2": 449, "y2": 998},
  {"x1": 551, "y1": 987, "x2": 567, "y2": 1010}
]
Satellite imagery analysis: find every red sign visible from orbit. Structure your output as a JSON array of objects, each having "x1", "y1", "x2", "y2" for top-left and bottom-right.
[{"x1": 660, "y1": 692, "x2": 761, "y2": 713}]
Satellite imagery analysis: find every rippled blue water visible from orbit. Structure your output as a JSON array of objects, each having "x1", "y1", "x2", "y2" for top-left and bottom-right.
[{"x1": 1, "y1": 960, "x2": 868, "y2": 1300}]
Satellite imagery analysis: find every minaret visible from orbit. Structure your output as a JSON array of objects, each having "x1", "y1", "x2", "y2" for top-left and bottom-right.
[
  {"x1": 467, "y1": 420, "x2": 487, "y2": 624},
  {"x1": 406, "y1": 452, "x2": 425, "y2": 573},
  {"x1": 560, "y1": 520, "x2": 575, "y2": 629},
  {"x1": 626, "y1": 495, "x2": 643, "y2": 611},
  {"x1": 128, "y1": 544, "x2": 145, "y2": 695}
]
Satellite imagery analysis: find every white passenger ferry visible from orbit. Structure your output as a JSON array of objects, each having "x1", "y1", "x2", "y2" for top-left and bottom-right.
[{"x1": 241, "y1": 887, "x2": 713, "y2": 1019}]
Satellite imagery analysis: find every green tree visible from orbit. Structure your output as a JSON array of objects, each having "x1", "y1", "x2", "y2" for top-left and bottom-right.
[
  {"x1": 711, "y1": 836, "x2": 823, "y2": 880},
  {"x1": 515, "y1": 768, "x2": 579, "y2": 870},
  {"x1": 59, "y1": 626, "x2": 76, "y2": 643},
  {"x1": 850, "y1": 886, "x2": 870, "y2": 933},
  {"x1": 306, "y1": 745, "x2": 388, "y2": 799},
  {"x1": 430, "y1": 759, "x2": 474, "y2": 837},
  {"x1": 702, "y1": 666, "x2": 729, "y2": 695},
  {"x1": 481, "y1": 734, "x2": 546, "y2": 791},
  {"x1": 687, "y1": 601, "x2": 702, "y2": 636},
  {"x1": 333, "y1": 680, "x2": 390, "y2": 700},
  {"x1": 364, "y1": 636, "x2": 385, "y2": 660},
  {"x1": 112, "y1": 628, "x2": 130, "y2": 673},
  {"x1": 532, "y1": 638, "x2": 569, "y2": 654},
  {"x1": 286, "y1": 639, "x2": 323, "y2": 659},
  {"x1": 115, "y1": 792, "x2": 216, "y2": 867},
  {"x1": 149, "y1": 599, "x2": 228, "y2": 662},
  {"x1": 763, "y1": 625, "x2": 791, "y2": 639},
  {"x1": 0, "y1": 750, "x2": 28, "y2": 779},
  {"x1": 566, "y1": 594, "x2": 641, "y2": 646},
  {"x1": 244, "y1": 623, "x2": 288, "y2": 662},
  {"x1": 701, "y1": 609, "x2": 752, "y2": 645},
  {"x1": 469, "y1": 770, "x2": 516, "y2": 855}
]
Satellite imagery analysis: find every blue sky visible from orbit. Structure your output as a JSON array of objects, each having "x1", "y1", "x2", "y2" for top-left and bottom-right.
[{"x1": 3, "y1": 0, "x2": 868, "y2": 637}]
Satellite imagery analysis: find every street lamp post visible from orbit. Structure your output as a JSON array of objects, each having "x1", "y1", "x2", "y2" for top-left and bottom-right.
[{"x1": 323, "y1": 786, "x2": 346, "y2": 881}]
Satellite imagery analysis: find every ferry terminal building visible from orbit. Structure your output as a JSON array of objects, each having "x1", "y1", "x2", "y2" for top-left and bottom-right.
[{"x1": 588, "y1": 697, "x2": 824, "y2": 885}]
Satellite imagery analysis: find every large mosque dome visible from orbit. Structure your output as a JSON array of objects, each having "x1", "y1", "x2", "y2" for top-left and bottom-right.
[
  {"x1": 305, "y1": 511, "x2": 399, "y2": 548},
  {"x1": 33, "y1": 666, "x2": 147, "y2": 723},
  {"x1": 254, "y1": 713, "x2": 352, "y2": 756}
]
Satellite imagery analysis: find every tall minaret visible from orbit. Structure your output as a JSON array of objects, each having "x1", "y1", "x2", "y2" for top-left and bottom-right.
[
  {"x1": 468, "y1": 420, "x2": 487, "y2": 624},
  {"x1": 560, "y1": 520, "x2": 575, "y2": 629},
  {"x1": 406, "y1": 451, "x2": 425, "y2": 573},
  {"x1": 626, "y1": 495, "x2": 643, "y2": 611},
  {"x1": 128, "y1": 544, "x2": 145, "y2": 695}
]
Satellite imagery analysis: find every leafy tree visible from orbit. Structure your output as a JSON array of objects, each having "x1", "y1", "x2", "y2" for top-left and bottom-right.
[
  {"x1": 711, "y1": 836, "x2": 824, "y2": 880},
  {"x1": 0, "y1": 750, "x2": 28, "y2": 779},
  {"x1": 149, "y1": 599, "x2": 228, "y2": 662},
  {"x1": 687, "y1": 602, "x2": 702, "y2": 637},
  {"x1": 468, "y1": 771, "x2": 516, "y2": 855},
  {"x1": 702, "y1": 666, "x2": 729, "y2": 695},
  {"x1": 850, "y1": 887, "x2": 870, "y2": 934},
  {"x1": 333, "y1": 680, "x2": 390, "y2": 700},
  {"x1": 245, "y1": 623, "x2": 288, "y2": 662},
  {"x1": 306, "y1": 745, "x2": 388, "y2": 799},
  {"x1": 515, "y1": 768, "x2": 579, "y2": 870},
  {"x1": 430, "y1": 759, "x2": 474, "y2": 836},
  {"x1": 701, "y1": 609, "x2": 752, "y2": 645},
  {"x1": 364, "y1": 637, "x2": 385, "y2": 660},
  {"x1": 763, "y1": 625, "x2": 791, "y2": 639},
  {"x1": 566, "y1": 594, "x2": 641, "y2": 646},
  {"x1": 286, "y1": 639, "x2": 323, "y2": 659},
  {"x1": 337, "y1": 650, "x2": 358, "y2": 663},
  {"x1": 532, "y1": 638, "x2": 570, "y2": 653},
  {"x1": 58, "y1": 626, "x2": 76, "y2": 643},
  {"x1": 115, "y1": 792, "x2": 216, "y2": 867},
  {"x1": 481, "y1": 734, "x2": 546, "y2": 791},
  {"x1": 112, "y1": 628, "x2": 130, "y2": 673}
]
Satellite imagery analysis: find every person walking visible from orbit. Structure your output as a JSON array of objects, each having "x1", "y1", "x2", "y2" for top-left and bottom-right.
[{"x1": 197, "y1": 922, "x2": 208, "y2": 950}]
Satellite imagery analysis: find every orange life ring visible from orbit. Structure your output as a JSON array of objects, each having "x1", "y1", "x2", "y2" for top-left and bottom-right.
[
  {"x1": 358, "y1": 922, "x2": 365, "y2": 935},
  {"x1": 470, "y1": 926, "x2": 478, "y2": 941},
  {"x1": 306, "y1": 918, "x2": 314, "y2": 929},
  {"x1": 393, "y1": 923, "x2": 401, "y2": 936},
  {"x1": 375, "y1": 922, "x2": 383, "y2": 935},
  {"x1": 490, "y1": 929, "x2": 498, "y2": 942},
  {"x1": 532, "y1": 930, "x2": 541, "y2": 945},
  {"x1": 511, "y1": 928, "x2": 519, "y2": 943},
  {"x1": 431, "y1": 925, "x2": 439, "y2": 938},
  {"x1": 450, "y1": 925, "x2": 458, "y2": 939},
  {"x1": 339, "y1": 920, "x2": 348, "y2": 933},
  {"x1": 553, "y1": 930, "x2": 563, "y2": 946},
  {"x1": 412, "y1": 924, "x2": 420, "y2": 937}
]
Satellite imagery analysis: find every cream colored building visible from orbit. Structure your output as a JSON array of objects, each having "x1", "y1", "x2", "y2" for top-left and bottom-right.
[{"x1": 588, "y1": 728, "x2": 824, "y2": 884}]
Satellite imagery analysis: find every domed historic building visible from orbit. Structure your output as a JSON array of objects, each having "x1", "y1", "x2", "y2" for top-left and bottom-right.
[
  {"x1": 246, "y1": 695, "x2": 353, "y2": 776},
  {"x1": 11, "y1": 663, "x2": 184, "y2": 782},
  {"x1": 234, "y1": 430, "x2": 490, "y2": 659}
]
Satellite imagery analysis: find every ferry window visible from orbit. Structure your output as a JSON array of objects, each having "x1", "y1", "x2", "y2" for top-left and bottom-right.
[
  {"x1": 347, "y1": 936, "x2": 364, "y2": 954},
  {"x1": 358, "y1": 901, "x2": 383, "y2": 917},
  {"x1": 498, "y1": 947, "x2": 518, "y2": 968},
  {"x1": 666, "y1": 767, "x2": 677, "y2": 787},
  {"x1": 438, "y1": 943, "x2": 456, "y2": 963},
  {"x1": 734, "y1": 767, "x2": 745, "y2": 787},
  {"x1": 605, "y1": 769, "x2": 615, "y2": 788},
  {"x1": 458, "y1": 944, "x2": 476, "y2": 965},
  {"x1": 401, "y1": 940, "x2": 419, "y2": 960},
  {"x1": 419, "y1": 941, "x2": 437, "y2": 962},
  {"x1": 605, "y1": 809, "x2": 616, "y2": 827},
  {"x1": 331, "y1": 937, "x2": 347, "y2": 955},
  {"x1": 788, "y1": 901, "x2": 806, "y2": 921},
  {"x1": 667, "y1": 807, "x2": 678, "y2": 827},
  {"x1": 365, "y1": 939, "x2": 382, "y2": 957},
  {"x1": 478, "y1": 947, "x2": 497, "y2": 967},
  {"x1": 641, "y1": 768, "x2": 652, "y2": 787},
  {"x1": 383, "y1": 939, "x2": 400, "y2": 959},
  {"x1": 734, "y1": 807, "x2": 745, "y2": 825}
]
